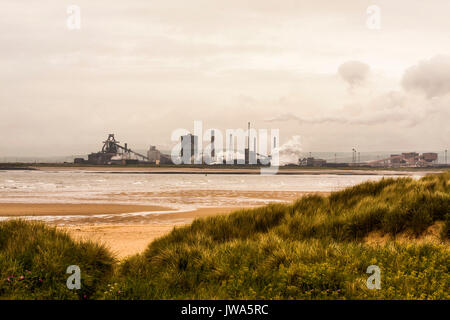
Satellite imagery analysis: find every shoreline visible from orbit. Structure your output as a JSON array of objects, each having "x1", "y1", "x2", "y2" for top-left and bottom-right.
[
  {"x1": 2, "y1": 165, "x2": 445, "y2": 175},
  {"x1": 32, "y1": 166, "x2": 445, "y2": 176},
  {"x1": 0, "y1": 203, "x2": 245, "y2": 225},
  {"x1": 0, "y1": 203, "x2": 172, "y2": 217}
]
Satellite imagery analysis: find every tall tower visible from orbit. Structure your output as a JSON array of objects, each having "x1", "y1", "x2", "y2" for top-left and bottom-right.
[
  {"x1": 211, "y1": 129, "x2": 215, "y2": 159},
  {"x1": 229, "y1": 133, "x2": 233, "y2": 163},
  {"x1": 352, "y1": 148, "x2": 356, "y2": 163},
  {"x1": 245, "y1": 122, "x2": 250, "y2": 164},
  {"x1": 180, "y1": 134, "x2": 198, "y2": 164},
  {"x1": 248, "y1": 122, "x2": 250, "y2": 151}
]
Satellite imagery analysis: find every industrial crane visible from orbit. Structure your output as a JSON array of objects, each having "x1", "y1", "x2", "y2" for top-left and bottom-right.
[{"x1": 101, "y1": 134, "x2": 149, "y2": 161}]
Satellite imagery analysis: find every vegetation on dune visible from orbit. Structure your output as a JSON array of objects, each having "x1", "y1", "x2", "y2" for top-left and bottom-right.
[
  {"x1": 0, "y1": 171, "x2": 449, "y2": 299},
  {"x1": 117, "y1": 171, "x2": 450, "y2": 299},
  {"x1": 0, "y1": 220, "x2": 115, "y2": 299},
  {"x1": 118, "y1": 239, "x2": 448, "y2": 299}
]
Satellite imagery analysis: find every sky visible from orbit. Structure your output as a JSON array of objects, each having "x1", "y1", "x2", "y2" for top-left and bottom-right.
[{"x1": 0, "y1": 0, "x2": 449, "y2": 157}]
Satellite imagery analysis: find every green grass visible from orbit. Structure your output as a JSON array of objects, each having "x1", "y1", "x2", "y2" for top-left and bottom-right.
[
  {"x1": 0, "y1": 171, "x2": 449, "y2": 299},
  {"x1": 0, "y1": 220, "x2": 115, "y2": 299}
]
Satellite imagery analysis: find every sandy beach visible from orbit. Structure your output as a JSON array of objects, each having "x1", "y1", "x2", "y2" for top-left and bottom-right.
[
  {"x1": 0, "y1": 202, "x2": 248, "y2": 258},
  {"x1": 0, "y1": 188, "x2": 328, "y2": 258},
  {"x1": 61, "y1": 206, "x2": 241, "y2": 259},
  {"x1": 0, "y1": 203, "x2": 271, "y2": 260},
  {"x1": 1, "y1": 192, "x2": 322, "y2": 258}
]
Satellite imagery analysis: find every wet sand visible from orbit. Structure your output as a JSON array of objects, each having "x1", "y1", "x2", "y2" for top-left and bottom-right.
[{"x1": 0, "y1": 203, "x2": 171, "y2": 216}]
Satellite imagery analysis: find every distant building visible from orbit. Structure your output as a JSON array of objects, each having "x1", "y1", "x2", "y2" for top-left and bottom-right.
[
  {"x1": 299, "y1": 157, "x2": 327, "y2": 167},
  {"x1": 88, "y1": 152, "x2": 115, "y2": 165},
  {"x1": 368, "y1": 151, "x2": 439, "y2": 168},
  {"x1": 85, "y1": 134, "x2": 150, "y2": 165},
  {"x1": 74, "y1": 158, "x2": 85, "y2": 164},
  {"x1": 390, "y1": 154, "x2": 402, "y2": 165},
  {"x1": 159, "y1": 153, "x2": 173, "y2": 164},
  {"x1": 180, "y1": 134, "x2": 198, "y2": 164},
  {"x1": 147, "y1": 146, "x2": 161, "y2": 164},
  {"x1": 402, "y1": 152, "x2": 419, "y2": 166},
  {"x1": 421, "y1": 153, "x2": 438, "y2": 163}
]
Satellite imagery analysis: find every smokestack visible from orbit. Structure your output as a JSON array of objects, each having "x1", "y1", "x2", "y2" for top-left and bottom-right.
[
  {"x1": 229, "y1": 133, "x2": 233, "y2": 162},
  {"x1": 180, "y1": 136, "x2": 183, "y2": 158},
  {"x1": 248, "y1": 122, "x2": 250, "y2": 150},
  {"x1": 211, "y1": 130, "x2": 215, "y2": 158}
]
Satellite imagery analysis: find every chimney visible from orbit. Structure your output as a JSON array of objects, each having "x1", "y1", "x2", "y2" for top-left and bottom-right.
[
  {"x1": 211, "y1": 129, "x2": 215, "y2": 158},
  {"x1": 248, "y1": 122, "x2": 250, "y2": 150}
]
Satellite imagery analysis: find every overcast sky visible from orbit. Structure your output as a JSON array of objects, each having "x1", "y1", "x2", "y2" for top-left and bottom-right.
[{"x1": 1, "y1": 0, "x2": 449, "y2": 157}]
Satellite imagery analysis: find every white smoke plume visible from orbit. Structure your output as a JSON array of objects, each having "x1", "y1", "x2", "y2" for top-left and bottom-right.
[{"x1": 278, "y1": 135, "x2": 302, "y2": 165}]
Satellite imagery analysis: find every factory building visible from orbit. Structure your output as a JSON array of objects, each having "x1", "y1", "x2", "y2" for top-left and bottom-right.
[
  {"x1": 402, "y1": 152, "x2": 420, "y2": 166},
  {"x1": 299, "y1": 157, "x2": 327, "y2": 167},
  {"x1": 421, "y1": 153, "x2": 438, "y2": 163},
  {"x1": 368, "y1": 152, "x2": 438, "y2": 167},
  {"x1": 147, "y1": 146, "x2": 161, "y2": 164},
  {"x1": 74, "y1": 158, "x2": 86, "y2": 164},
  {"x1": 180, "y1": 134, "x2": 198, "y2": 164},
  {"x1": 81, "y1": 134, "x2": 150, "y2": 165}
]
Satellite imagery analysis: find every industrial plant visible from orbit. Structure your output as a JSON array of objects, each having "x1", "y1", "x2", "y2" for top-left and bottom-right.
[
  {"x1": 299, "y1": 151, "x2": 445, "y2": 168},
  {"x1": 74, "y1": 134, "x2": 170, "y2": 165},
  {"x1": 178, "y1": 123, "x2": 270, "y2": 165},
  {"x1": 74, "y1": 132, "x2": 448, "y2": 168}
]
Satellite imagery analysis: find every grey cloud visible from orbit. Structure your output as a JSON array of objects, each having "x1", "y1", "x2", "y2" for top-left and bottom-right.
[
  {"x1": 338, "y1": 61, "x2": 370, "y2": 87},
  {"x1": 268, "y1": 56, "x2": 450, "y2": 128},
  {"x1": 402, "y1": 55, "x2": 450, "y2": 98}
]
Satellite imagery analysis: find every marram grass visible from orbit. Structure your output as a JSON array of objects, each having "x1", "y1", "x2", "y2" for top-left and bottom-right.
[
  {"x1": 1, "y1": 171, "x2": 449, "y2": 299},
  {"x1": 0, "y1": 220, "x2": 115, "y2": 299}
]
